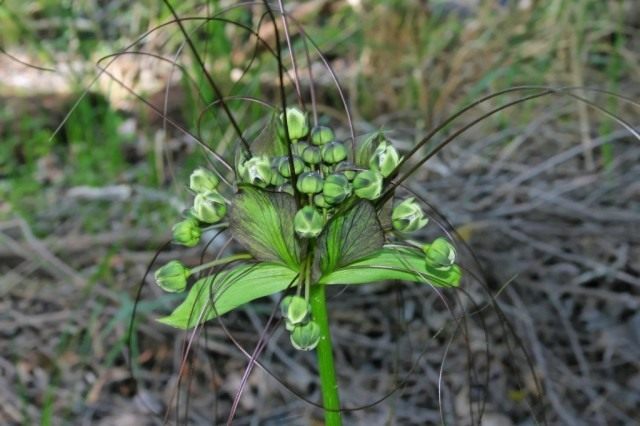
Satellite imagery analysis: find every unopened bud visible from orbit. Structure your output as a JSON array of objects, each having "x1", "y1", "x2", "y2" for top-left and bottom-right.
[
  {"x1": 313, "y1": 193, "x2": 331, "y2": 209},
  {"x1": 290, "y1": 321, "x2": 321, "y2": 351},
  {"x1": 294, "y1": 206, "x2": 324, "y2": 238},
  {"x1": 370, "y1": 140, "x2": 402, "y2": 177},
  {"x1": 296, "y1": 172, "x2": 324, "y2": 194},
  {"x1": 392, "y1": 197, "x2": 428, "y2": 233},
  {"x1": 172, "y1": 217, "x2": 201, "y2": 247},
  {"x1": 285, "y1": 295, "x2": 310, "y2": 325},
  {"x1": 323, "y1": 173, "x2": 352, "y2": 205},
  {"x1": 292, "y1": 141, "x2": 309, "y2": 157},
  {"x1": 301, "y1": 144, "x2": 322, "y2": 165},
  {"x1": 335, "y1": 161, "x2": 357, "y2": 180},
  {"x1": 192, "y1": 191, "x2": 227, "y2": 223},
  {"x1": 321, "y1": 141, "x2": 348, "y2": 164},
  {"x1": 155, "y1": 260, "x2": 190, "y2": 293},
  {"x1": 241, "y1": 155, "x2": 272, "y2": 187},
  {"x1": 278, "y1": 107, "x2": 309, "y2": 141},
  {"x1": 189, "y1": 167, "x2": 220, "y2": 194},
  {"x1": 353, "y1": 170, "x2": 384, "y2": 200},
  {"x1": 423, "y1": 238, "x2": 456, "y2": 271},
  {"x1": 310, "y1": 125, "x2": 335, "y2": 146},
  {"x1": 276, "y1": 156, "x2": 305, "y2": 178}
]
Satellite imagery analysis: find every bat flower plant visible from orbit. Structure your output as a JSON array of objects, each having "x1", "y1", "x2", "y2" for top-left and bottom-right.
[{"x1": 153, "y1": 107, "x2": 461, "y2": 424}]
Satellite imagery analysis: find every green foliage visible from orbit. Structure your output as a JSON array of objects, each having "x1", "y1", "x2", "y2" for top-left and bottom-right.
[
  {"x1": 158, "y1": 263, "x2": 297, "y2": 329},
  {"x1": 319, "y1": 246, "x2": 461, "y2": 287}
]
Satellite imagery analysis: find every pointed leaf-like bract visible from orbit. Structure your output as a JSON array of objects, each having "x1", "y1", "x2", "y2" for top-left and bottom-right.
[
  {"x1": 319, "y1": 246, "x2": 461, "y2": 287},
  {"x1": 315, "y1": 201, "x2": 384, "y2": 276},
  {"x1": 158, "y1": 263, "x2": 298, "y2": 329},
  {"x1": 230, "y1": 185, "x2": 302, "y2": 270}
]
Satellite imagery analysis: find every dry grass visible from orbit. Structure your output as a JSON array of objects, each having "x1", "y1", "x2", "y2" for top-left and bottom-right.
[{"x1": 1, "y1": 1, "x2": 639, "y2": 425}]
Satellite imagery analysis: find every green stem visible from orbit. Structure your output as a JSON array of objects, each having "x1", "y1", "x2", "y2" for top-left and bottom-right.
[
  {"x1": 309, "y1": 283, "x2": 342, "y2": 425},
  {"x1": 189, "y1": 253, "x2": 252, "y2": 275}
]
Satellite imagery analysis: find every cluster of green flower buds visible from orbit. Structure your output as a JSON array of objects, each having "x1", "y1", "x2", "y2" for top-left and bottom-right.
[
  {"x1": 280, "y1": 295, "x2": 321, "y2": 351},
  {"x1": 236, "y1": 107, "x2": 415, "y2": 242},
  {"x1": 158, "y1": 168, "x2": 230, "y2": 291},
  {"x1": 171, "y1": 168, "x2": 227, "y2": 247}
]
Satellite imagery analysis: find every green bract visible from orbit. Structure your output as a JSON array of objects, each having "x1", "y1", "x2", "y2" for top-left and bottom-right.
[
  {"x1": 155, "y1": 260, "x2": 190, "y2": 293},
  {"x1": 172, "y1": 217, "x2": 201, "y2": 247},
  {"x1": 294, "y1": 206, "x2": 324, "y2": 238},
  {"x1": 192, "y1": 191, "x2": 227, "y2": 224},
  {"x1": 353, "y1": 170, "x2": 384, "y2": 200},
  {"x1": 392, "y1": 197, "x2": 429, "y2": 233}
]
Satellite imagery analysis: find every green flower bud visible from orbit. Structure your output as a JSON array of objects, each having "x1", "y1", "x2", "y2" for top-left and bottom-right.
[
  {"x1": 189, "y1": 167, "x2": 220, "y2": 194},
  {"x1": 280, "y1": 295, "x2": 294, "y2": 317},
  {"x1": 392, "y1": 197, "x2": 429, "y2": 233},
  {"x1": 269, "y1": 168, "x2": 287, "y2": 186},
  {"x1": 311, "y1": 125, "x2": 335, "y2": 146},
  {"x1": 292, "y1": 141, "x2": 309, "y2": 157},
  {"x1": 323, "y1": 173, "x2": 352, "y2": 205},
  {"x1": 276, "y1": 156, "x2": 305, "y2": 178},
  {"x1": 313, "y1": 193, "x2": 331, "y2": 209},
  {"x1": 242, "y1": 155, "x2": 273, "y2": 187},
  {"x1": 285, "y1": 319, "x2": 296, "y2": 331},
  {"x1": 369, "y1": 140, "x2": 402, "y2": 177},
  {"x1": 321, "y1": 141, "x2": 348, "y2": 164},
  {"x1": 193, "y1": 191, "x2": 227, "y2": 223},
  {"x1": 294, "y1": 206, "x2": 324, "y2": 238},
  {"x1": 278, "y1": 107, "x2": 309, "y2": 141},
  {"x1": 335, "y1": 161, "x2": 357, "y2": 180},
  {"x1": 290, "y1": 321, "x2": 321, "y2": 351},
  {"x1": 286, "y1": 295, "x2": 310, "y2": 325},
  {"x1": 301, "y1": 144, "x2": 322, "y2": 165},
  {"x1": 296, "y1": 172, "x2": 324, "y2": 194},
  {"x1": 172, "y1": 217, "x2": 201, "y2": 247},
  {"x1": 154, "y1": 260, "x2": 190, "y2": 293},
  {"x1": 353, "y1": 170, "x2": 384, "y2": 200},
  {"x1": 423, "y1": 237, "x2": 456, "y2": 271}
]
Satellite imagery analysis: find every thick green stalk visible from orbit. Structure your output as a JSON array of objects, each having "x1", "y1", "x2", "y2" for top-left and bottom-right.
[{"x1": 309, "y1": 283, "x2": 342, "y2": 425}]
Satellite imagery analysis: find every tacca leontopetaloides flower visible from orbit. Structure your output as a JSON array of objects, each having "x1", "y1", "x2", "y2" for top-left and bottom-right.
[{"x1": 153, "y1": 108, "x2": 462, "y2": 352}]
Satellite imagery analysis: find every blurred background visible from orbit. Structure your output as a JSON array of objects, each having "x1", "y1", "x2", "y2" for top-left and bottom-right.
[{"x1": 1, "y1": 0, "x2": 639, "y2": 425}]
